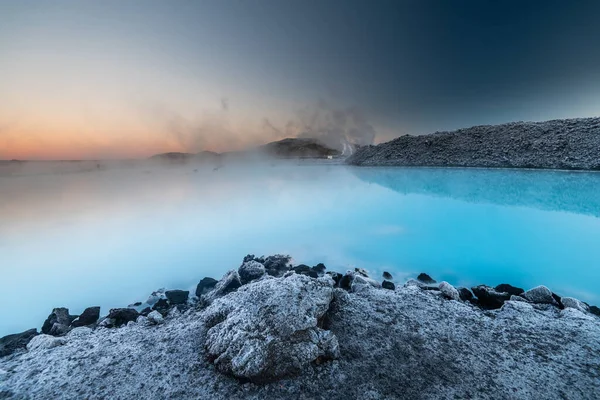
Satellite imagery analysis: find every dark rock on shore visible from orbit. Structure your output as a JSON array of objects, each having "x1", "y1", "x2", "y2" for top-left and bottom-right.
[
  {"x1": 590, "y1": 305, "x2": 600, "y2": 316},
  {"x1": 196, "y1": 277, "x2": 218, "y2": 297},
  {"x1": 152, "y1": 299, "x2": 170, "y2": 316},
  {"x1": 417, "y1": 273, "x2": 436, "y2": 284},
  {"x1": 0, "y1": 329, "x2": 38, "y2": 357},
  {"x1": 107, "y1": 308, "x2": 139, "y2": 327},
  {"x1": 382, "y1": 280, "x2": 395, "y2": 290},
  {"x1": 70, "y1": 307, "x2": 100, "y2": 328},
  {"x1": 326, "y1": 271, "x2": 343, "y2": 286},
  {"x1": 382, "y1": 271, "x2": 393, "y2": 280},
  {"x1": 165, "y1": 290, "x2": 189, "y2": 305},
  {"x1": 458, "y1": 287, "x2": 474, "y2": 302},
  {"x1": 293, "y1": 264, "x2": 311, "y2": 274},
  {"x1": 354, "y1": 267, "x2": 369, "y2": 277},
  {"x1": 41, "y1": 308, "x2": 72, "y2": 336},
  {"x1": 346, "y1": 117, "x2": 600, "y2": 170},
  {"x1": 238, "y1": 260, "x2": 266, "y2": 284},
  {"x1": 313, "y1": 263, "x2": 326, "y2": 275},
  {"x1": 338, "y1": 273, "x2": 353, "y2": 290},
  {"x1": 262, "y1": 254, "x2": 291, "y2": 277},
  {"x1": 494, "y1": 284, "x2": 524, "y2": 296},
  {"x1": 471, "y1": 285, "x2": 511, "y2": 309}
]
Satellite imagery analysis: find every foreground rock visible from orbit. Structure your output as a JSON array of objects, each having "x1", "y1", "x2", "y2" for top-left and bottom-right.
[
  {"x1": 1, "y1": 258, "x2": 600, "y2": 399},
  {"x1": 203, "y1": 274, "x2": 338, "y2": 381},
  {"x1": 347, "y1": 117, "x2": 600, "y2": 170}
]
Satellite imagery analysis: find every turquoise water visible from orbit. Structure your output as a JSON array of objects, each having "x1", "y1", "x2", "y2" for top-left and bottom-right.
[{"x1": 2, "y1": 163, "x2": 600, "y2": 336}]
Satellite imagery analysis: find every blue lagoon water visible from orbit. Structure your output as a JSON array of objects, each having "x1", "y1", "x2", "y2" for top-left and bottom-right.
[{"x1": 2, "y1": 163, "x2": 600, "y2": 336}]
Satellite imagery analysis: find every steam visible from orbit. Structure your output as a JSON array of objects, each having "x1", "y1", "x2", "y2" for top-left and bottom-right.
[
  {"x1": 264, "y1": 102, "x2": 377, "y2": 155},
  {"x1": 148, "y1": 100, "x2": 376, "y2": 156}
]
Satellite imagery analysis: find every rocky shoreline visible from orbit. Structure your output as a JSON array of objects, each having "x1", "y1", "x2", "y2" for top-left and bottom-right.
[
  {"x1": 346, "y1": 117, "x2": 600, "y2": 170},
  {"x1": 2, "y1": 254, "x2": 600, "y2": 399}
]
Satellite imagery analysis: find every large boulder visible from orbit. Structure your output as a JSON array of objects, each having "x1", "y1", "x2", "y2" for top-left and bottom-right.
[
  {"x1": 195, "y1": 277, "x2": 218, "y2": 297},
  {"x1": 107, "y1": 308, "x2": 139, "y2": 327},
  {"x1": 165, "y1": 290, "x2": 189, "y2": 305},
  {"x1": 239, "y1": 260, "x2": 266, "y2": 284},
  {"x1": 70, "y1": 307, "x2": 100, "y2": 328},
  {"x1": 522, "y1": 286, "x2": 556, "y2": 304},
  {"x1": 41, "y1": 308, "x2": 72, "y2": 336},
  {"x1": 0, "y1": 329, "x2": 38, "y2": 357},
  {"x1": 203, "y1": 274, "x2": 339, "y2": 382},
  {"x1": 471, "y1": 285, "x2": 511, "y2": 309},
  {"x1": 561, "y1": 297, "x2": 589, "y2": 313},
  {"x1": 439, "y1": 282, "x2": 460, "y2": 301}
]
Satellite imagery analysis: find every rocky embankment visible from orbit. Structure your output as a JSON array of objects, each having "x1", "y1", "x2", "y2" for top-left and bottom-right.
[
  {"x1": 2, "y1": 255, "x2": 600, "y2": 399},
  {"x1": 347, "y1": 117, "x2": 600, "y2": 170}
]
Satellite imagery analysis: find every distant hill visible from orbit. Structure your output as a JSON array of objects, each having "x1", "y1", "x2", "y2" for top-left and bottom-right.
[
  {"x1": 347, "y1": 117, "x2": 600, "y2": 170},
  {"x1": 149, "y1": 138, "x2": 341, "y2": 162},
  {"x1": 258, "y1": 138, "x2": 341, "y2": 158}
]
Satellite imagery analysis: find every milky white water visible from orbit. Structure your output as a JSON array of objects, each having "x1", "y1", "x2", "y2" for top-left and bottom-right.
[{"x1": 2, "y1": 161, "x2": 600, "y2": 336}]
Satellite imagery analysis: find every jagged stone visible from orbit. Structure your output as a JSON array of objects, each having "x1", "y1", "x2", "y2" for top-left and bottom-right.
[
  {"x1": 41, "y1": 308, "x2": 71, "y2": 335},
  {"x1": 70, "y1": 307, "x2": 101, "y2": 328},
  {"x1": 471, "y1": 285, "x2": 511, "y2": 309}
]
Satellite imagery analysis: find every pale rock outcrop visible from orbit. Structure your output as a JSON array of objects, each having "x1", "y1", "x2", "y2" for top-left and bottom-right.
[{"x1": 203, "y1": 273, "x2": 338, "y2": 381}]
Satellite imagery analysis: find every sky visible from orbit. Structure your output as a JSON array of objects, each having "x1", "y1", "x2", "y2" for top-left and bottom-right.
[{"x1": 1, "y1": 0, "x2": 600, "y2": 160}]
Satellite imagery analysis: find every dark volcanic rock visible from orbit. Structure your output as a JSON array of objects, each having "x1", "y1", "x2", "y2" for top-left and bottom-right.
[
  {"x1": 326, "y1": 271, "x2": 343, "y2": 286},
  {"x1": 196, "y1": 277, "x2": 219, "y2": 297},
  {"x1": 41, "y1": 308, "x2": 72, "y2": 336},
  {"x1": 346, "y1": 117, "x2": 600, "y2": 170},
  {"x1": 552, "y1": 293, "x2": 565, "y2": 309},
  {"x1": 471, "y1": 285, "x2": 511, "y2": 309},
  {"x1": 312, "y1": 263, "x2": 326, "y2": 275},
  {"x1": 165, "y1": 290, "x2": 190, "y2": 305},
  {"x1": 383, "y1": 271, "x2": 393, "y2": 280},
  {"x1": 140, "y1": 307, "x2": 152, "y2": 317},
  {"x1": 152, "y1": 299, "x2": 170, "y2": 316},
  {"x1": 307, "y1": 270, "x2": 319, "y2": 278},
  {"x1": 339, "y1": 274, "x2": 354, "y2": 291},
  {"x1": 494, "y1": 284, "x2": 524, "y2": 296},
  {"x1": 293, "y1": 264, "x2": 311, "y2": 274},
  {"x1": 589, "y1": 305, "x2": 600, "y2": 316},
  {"x1": 238, "y1": 260, "x2": 266, "y2": 284},
  {"x1": 458, "y1": 288, "x2": 474, "y2": 302},
  {"x1": 70, "y1": 307, "x2": 100, "y2": 328},
  {"x1": 107, "y1": 308, "x2": 139, "y2": 327},
  {"x1": 0, "y1": 329, "x2": 38, "y2": 357},
  {"x1": 382, "y1": 280, "x2": 395, "y2": 290},
  {"x1": 417, "y1": 273, "x2": 436, "y2": 284},
  {"x1": 263, "y1": 254, "x2": 292, "y2": 277}
]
